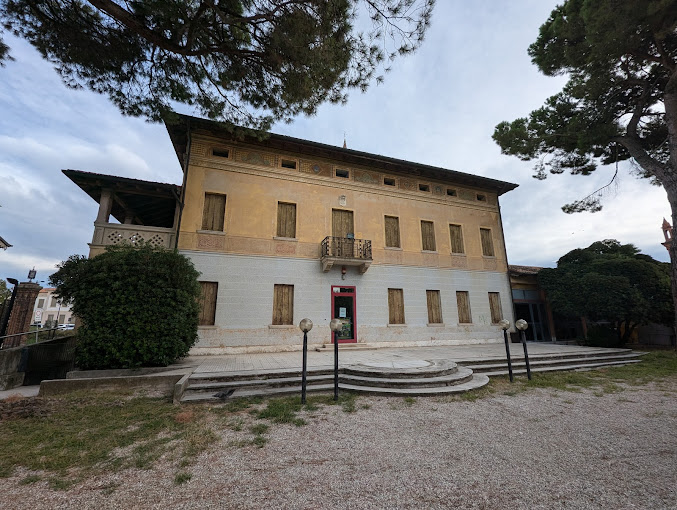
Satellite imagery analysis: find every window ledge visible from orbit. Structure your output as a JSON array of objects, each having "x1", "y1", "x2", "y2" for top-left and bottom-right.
[
  {"x1": 427, "y1": 323, "x2": 445, "y2": 327},
  {"x1": 273, "y1": 236, "x2": 298, "y2": 242},
  {"x1": 451, "y1": 253, "x2": 466, "y2": 257},
  {"x1": 197, "y1": 230, "x2": 226, "y2": 235},
  {"x1": 384, "y1": 246, "x2": 402, "y2": 251},
  {"x1": 198, "y1": 325, "x2": 218, "y2": 330},
  {"x1": 482, "y1": 255, "x2": 496, "y2": 259},
  {"x1": 387, "y1": 324, "x2": 407, "y2": 327},
  {"x1": 268, "y1": 324, "x2": 295, "y2": 329},
  {"x1": 458, "y1": 322, "x2": 473, "y2": 326},
  {"x1": 421, "y1": 250, "x2": 438, "y2": 254}
]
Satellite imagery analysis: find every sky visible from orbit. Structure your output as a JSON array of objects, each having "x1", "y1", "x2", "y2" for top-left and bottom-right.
[{"x1": 0, "y1": 1, "x2": 671, "y2": 285}]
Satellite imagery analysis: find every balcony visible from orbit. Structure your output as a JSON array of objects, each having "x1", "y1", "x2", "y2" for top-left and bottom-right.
[
  {"x1": 321, "y1": 236, "x2": 372, "y2": 274},
  {"x1": 91, "y1": 222, "x2": 176, "y2": 250}
]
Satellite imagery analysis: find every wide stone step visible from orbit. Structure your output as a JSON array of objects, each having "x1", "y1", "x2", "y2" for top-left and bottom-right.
[
  {"x1": 189, "y1": 367, "x2": 335, "y2": 384},
  {"x1": 342, "y1": 359, "x2": 458, "y2": 379},
  {"x1": 459, "y1": 348, "x2": 639, "y2": 367},
  {"x1": 185, "y1": 374, "x2": 333, "y2": 394},
  {"x1": 339, "y1": 374, "x2": 489, "y2": 396},
  {"x1": 481, "y1": 359, "x2": 641, "y2": 378},
  {"x1": 340, "y1": 366, "x2": 474, "y2": 388},
  {"x1": 465, "y1": 353, "x2": 643, "y2": 373},
  {"x1": 181, "y1": 383, "x2": 336, "y2": 403}
]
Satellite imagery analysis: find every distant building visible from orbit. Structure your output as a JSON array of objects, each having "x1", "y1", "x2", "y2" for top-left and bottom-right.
[
  {"x1": 32, "y1": 288, "x2": 74, "y2": 326},
  {"x1": 0, "y1": 235, "x2": 11, "y2": 250}
]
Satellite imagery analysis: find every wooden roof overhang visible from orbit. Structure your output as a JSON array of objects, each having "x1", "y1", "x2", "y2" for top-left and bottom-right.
[
  {"x1": 164, "y1": 115, "x2": 519, "y2": 196},
  {"x1": 63, "y1": 169, "x2": 180, "y2": 228}
]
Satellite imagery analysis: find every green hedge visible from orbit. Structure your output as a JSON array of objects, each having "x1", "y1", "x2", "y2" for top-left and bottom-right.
[{"x1": 50, "y1": 244, "x2": 201, "y2": 369}]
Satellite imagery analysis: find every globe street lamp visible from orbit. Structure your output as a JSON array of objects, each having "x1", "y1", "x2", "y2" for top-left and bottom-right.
[
  {"x1": 498, "y1": 319, "x2": 514, "y2": 383},
  {"x1": 515, "y1": 319, "x2": 532, "y2": 380},
  {"x1": 329, "y1": 318, "x2": 343, "y2": 401},
  {"x1": 299, "y1": 318, "x2": 313, "y2": 404}
]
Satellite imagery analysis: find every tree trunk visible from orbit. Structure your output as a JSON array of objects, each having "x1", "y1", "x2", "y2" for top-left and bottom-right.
[{"x1": 667, "y1": 184, "x2": 677, "y2": 350}]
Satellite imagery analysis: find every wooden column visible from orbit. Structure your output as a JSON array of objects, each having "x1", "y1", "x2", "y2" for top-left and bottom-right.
[{"x1": 96, "y1": 189, "x2": 113, "y2": 223}]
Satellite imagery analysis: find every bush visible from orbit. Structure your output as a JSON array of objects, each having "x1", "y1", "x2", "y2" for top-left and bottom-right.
[
  {"x1": 583, "y1": 325, "x2": 621, "y2": 348},
  {"x1": 50, "y1": 244, "x2": 201, "y2": 369}
]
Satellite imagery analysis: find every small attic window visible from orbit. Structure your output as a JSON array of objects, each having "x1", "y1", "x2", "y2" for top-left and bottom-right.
[
  {"x1": 419, "y1": 184, "x2": 430, "y2": 192},
  {"x1": 447, "y1": 188, "x2": 457, "y2": 197},
  {"x1": 336, "y1": 169, "x2": 349, "y2": 178},
  {"x1": 384, "y1": 177, "x2": 396, "y2": 186},
  {"x1": 212, "y1": 148, "x2": 230, "y2": 158},
  {"x1": 281, "y1": 159, "x2": 297, "y2": 169},
  {"x1": 477, "y1": 194, "x2": 487, "y2": 202}
]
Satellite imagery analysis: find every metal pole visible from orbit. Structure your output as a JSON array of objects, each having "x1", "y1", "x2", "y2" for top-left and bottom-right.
[
  {"x1": 301, "y1": 331, "x2": 308, "y2": 404},
  {"x1": 520, "y1": 329, "x2": 532, "y2": 380},
  {"x1": 503, "y1": 328, "x2": 514, "y2": 383},
  {"x1": 334, "y1": 330, "x2": 339, "y2": 401}
]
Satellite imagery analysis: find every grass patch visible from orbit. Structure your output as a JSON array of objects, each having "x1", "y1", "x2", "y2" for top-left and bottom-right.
[
  {"x1": 403, "y1": 396, "x2": 416, "y2": 406},
  {"x1": 0, "y1": 395, "x2": 215, "y2": 481},
  {"x1": 174, "y1": 472, "x2": 192, "y2": 485},
  {"x1": 18, "y1": 474, "x2": 41, "y2": 485},
  {"x1": 250, "y1": 423, "x2": 269, "y2": 435}
]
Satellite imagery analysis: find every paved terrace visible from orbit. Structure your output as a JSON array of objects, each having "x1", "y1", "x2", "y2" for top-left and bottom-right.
[{"x1": 188, "y1": 342, "x2": 611, "y2": 375}]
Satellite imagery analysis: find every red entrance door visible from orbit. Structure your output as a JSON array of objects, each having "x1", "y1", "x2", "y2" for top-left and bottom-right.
[{"x1": 331, "y1": 286, "x2": 357, "y2": 343}]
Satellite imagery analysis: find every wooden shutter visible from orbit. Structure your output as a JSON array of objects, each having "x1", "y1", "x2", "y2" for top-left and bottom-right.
[
  {"x1": 421, "y1": 221, "x2": 436, "y2": 251},
  {"x1": 385, "y1": 216, "x2": 400, "y2": 248},
  {"x1": 449, "y1": 224, "x2": 464, "y2": 254},
  {"x1": 273, "y1": 284, "x2": 294, "y2": 325},
  {"x1": 332, "y1": 209, "x2": 354, "y2": 238},
  {"x1": 202, "y1": 193, "x2": 226, "y2": 231},
  {"x1": 456, "y1": 291, "x2": 472, "y2": 324},
  {"x1": 388, "y1": 288, "x2": 405, "y2": 324},
  {"x1": 426, "y1": 290, "x2": 442, "y2": 324},
  {"x1": 488, "y1": 292, "x2": 502, "y2": 324},
  {"x1": 277, "y1": 202, "x2": 297, "y2": 238},
  {"x1": 480, "y1": 228, "x2": 494, "y2": 256},
  {"x1": 198, "y1": 282, "x2": 218, "y2": 326}
]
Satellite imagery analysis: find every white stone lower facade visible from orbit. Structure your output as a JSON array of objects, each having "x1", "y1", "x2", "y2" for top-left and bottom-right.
[{"x1": 183, "y1": 251, "x2": 515, "y2": 354}]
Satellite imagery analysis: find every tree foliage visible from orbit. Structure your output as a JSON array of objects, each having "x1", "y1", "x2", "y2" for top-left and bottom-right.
[
  {"x1": 493, "y1": 0, "x2": 677, "y2": 213},
  {"x1": 0, "y1": 278, "x2": 11, "y2": 303},
  {"x1": 49, "y1": 244, "x2": 201, "y2": 369},
  {"x1": 0, "y1": 0, "x2": 434, "y2": 129},
  {"x1": 538, "y1": 240, "x2": 672, "y2": 346}
]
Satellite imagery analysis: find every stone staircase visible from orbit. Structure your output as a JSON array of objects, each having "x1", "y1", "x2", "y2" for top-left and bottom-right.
[
  {"x1": 177, "y1": 359, "x2": 489, "y2": 403},
  {"x1": 175, "y1": 347, "x2": 645, "y2": 404},
  {"x1": 459, "y1": 347, "x2": 644, "y2": 377}
]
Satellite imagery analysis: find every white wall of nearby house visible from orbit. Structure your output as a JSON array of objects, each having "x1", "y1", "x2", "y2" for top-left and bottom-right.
[
  {"x1": 186, "y1": 251, "x2": 513, "y2": 354},
  {"x1": 32, "y1": 288, "x2": 74, "y2": 325}
]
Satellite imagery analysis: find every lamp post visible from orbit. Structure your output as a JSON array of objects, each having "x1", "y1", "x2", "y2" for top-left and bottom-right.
[
  {"x1": 329, "y1": 318, "x2": 342, "y2": 401},
  {"x1": 299, "y1": 318, "x2": 313, "y2": 404},
  {"x1": 499, "y1": 319, "x2": 513, "y2": 383},
  {"x1": 515, "y1": 319, "x2": 532, "y2": 380}
]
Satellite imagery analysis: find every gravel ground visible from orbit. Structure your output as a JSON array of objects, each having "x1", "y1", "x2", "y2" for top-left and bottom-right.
[{"x1": 2, "y1": 382, "x2": 677, "y2": 509}]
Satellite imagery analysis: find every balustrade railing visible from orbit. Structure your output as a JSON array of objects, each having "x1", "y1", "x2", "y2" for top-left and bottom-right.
[{"x1": 321, "y1": 236, "x2": 372, "y2": 260}]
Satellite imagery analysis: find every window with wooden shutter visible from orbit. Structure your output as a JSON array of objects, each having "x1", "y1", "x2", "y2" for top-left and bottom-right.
[
  {"x1": 384, "y1": 216, "x2": 400, "y2": 248},
  {"x1": 198, "y1": 282, "x2": 218, "y2": 326},
  {"x1": 201, "y1": 193, "x2": 226, "y2": 231},
  {"x1": 276, "y1": 202, "x2": 297, "y2": 238},
  {"x1": 449, "y1": 224, "x2": 465, "y2": 254},
  {"x1": 426, "y1": 290, "x2": 443, "y2": 324},
  {"x1": 272, "y1": 284, "x2": 294, "y2": 325},
  {"x1": 456, "y1": 291, "x2": 472, "y2": 324},
  {"x1": 480, "y1": 228, "x2": 495, "y2": 256},
  {"x1": 421, "y1": 220, "x2": 436, "y2": 251},
  {"x1": 388, "y1": 288, "x2": 405, "y2": 324},
  {"x1": 488, "y1": 292, "x2": 502, "y2": 324}
]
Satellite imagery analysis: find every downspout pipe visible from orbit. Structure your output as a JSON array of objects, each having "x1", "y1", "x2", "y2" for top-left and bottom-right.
[{"x1": 174, "y1": 118, "x2": 191, "y2": 250}]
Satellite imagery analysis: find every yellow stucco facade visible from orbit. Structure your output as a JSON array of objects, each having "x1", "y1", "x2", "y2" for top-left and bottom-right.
[{"x1": 178, "y1": 131, "x2": 509, "y2": 272}]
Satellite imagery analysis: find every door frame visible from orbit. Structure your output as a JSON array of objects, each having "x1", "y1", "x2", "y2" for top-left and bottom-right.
[{"x1": 330, "y1": 285, "x2": 357, "y2": 343}]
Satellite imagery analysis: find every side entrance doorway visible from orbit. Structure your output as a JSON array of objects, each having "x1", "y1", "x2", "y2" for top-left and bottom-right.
[{"x1": 331, "y1": 286, "x2": 357, "y2": 343}]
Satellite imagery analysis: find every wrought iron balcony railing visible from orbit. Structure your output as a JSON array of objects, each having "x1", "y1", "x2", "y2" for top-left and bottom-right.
[{"x1": 321, "y1": 236, "x2": 372, "y2": 273}]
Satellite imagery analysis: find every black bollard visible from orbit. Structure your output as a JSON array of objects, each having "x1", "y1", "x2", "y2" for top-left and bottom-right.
[
  {"x1": 334, "y1": 330, "x2": 339, "y2": 401},
  {"x1": 520, "y1": 329, "x2": 532, "y2": 380},
  {"x1": 503, "y1": 328, "x2": 514, "y2": 383},
  {"x1": 301, "y1": 330, "x2": 308, "y2": 404}
]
